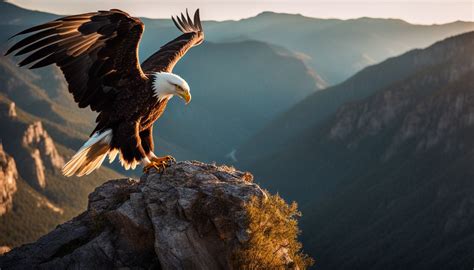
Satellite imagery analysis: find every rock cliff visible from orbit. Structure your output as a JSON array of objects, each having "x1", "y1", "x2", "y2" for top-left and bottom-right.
[
  {"x1": 0, "y1": 101, "x2": 16, "y2": 119},
  {"x1": 0, "y1": 161, "x2": 311, "y2": 269},
  {"x1": 0, "y1": 103, "x2": 65, "y2": 190},
  {"x1": 327, "y1": 33, "x2": 474, "y2": 159},
  {"x1": 22, "y1": 121, "x2": 65, "y2": 170},
  {"x1": 0, "y1": 144, "x2": 18, "y2": 216},
  {"x1": 21, "y1": 121, "x2": 64, "y2": 188}
]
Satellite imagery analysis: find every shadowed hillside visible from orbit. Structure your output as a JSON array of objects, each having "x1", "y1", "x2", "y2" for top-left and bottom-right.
[
  {"x1": 241, "y1": 31, "x2": 474, "y2": 269},
  {"x1": 238, "y1": 31, "x2": 474, "y2": 165},
  {"x1": 161, "y1": 40, "x2": 321, "y2": 161},
  {"x1": 0, "y1": 96, "x2": 121, "y2": 247}
]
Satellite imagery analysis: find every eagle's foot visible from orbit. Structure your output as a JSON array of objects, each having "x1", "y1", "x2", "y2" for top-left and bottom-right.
[
  {"x1": 150, "y1": 155, "x2": 176, "y2": 165},
  {"x1": 143, "y1": 155, "x2": 175, "y2": 174},
  {"x1": 143, "y1": 160, "x2": 167, "y2": 174}
]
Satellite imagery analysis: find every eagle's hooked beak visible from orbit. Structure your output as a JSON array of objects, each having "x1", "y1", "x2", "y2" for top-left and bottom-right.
[{"x1": 177, "y1": 87, "x2": 192, "y2": 105}]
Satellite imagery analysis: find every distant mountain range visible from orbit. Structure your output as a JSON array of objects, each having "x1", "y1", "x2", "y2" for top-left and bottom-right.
[
  {"x1": 241, "y1": 32, "x2": 474, "y2": 269},
  {"x1": 205, "y1": 11, "x2": 474, "y2": 83},
  {"x1": 2, "y1": 1, "x2": 473, "y2": 85}
]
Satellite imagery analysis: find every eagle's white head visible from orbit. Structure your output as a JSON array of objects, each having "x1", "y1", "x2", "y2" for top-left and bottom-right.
[{"x1": 152, "y1": 72, "x2": 191, "y2": 104}]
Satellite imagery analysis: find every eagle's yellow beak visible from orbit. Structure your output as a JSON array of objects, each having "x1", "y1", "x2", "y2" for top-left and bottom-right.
[{"x1": 179, "y1": 90, "x2": 192, "y2": 104}]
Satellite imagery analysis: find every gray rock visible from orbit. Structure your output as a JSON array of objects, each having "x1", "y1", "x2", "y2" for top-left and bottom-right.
[{"x1": 0, "y1": 161, "x2": 294, "y2": 270}]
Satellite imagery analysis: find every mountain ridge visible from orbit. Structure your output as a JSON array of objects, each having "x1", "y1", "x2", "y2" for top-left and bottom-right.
[
  {"x1": 241, "y1": 31, "x2": 474, "y2": 269},
  {"x1": 237, "y1": 31, "x2": 474, "y2": 164}
]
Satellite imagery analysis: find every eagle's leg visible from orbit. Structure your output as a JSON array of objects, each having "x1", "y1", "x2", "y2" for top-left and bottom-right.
[
  {"x1": 140, "y1": 126, "x2": 175, "y2": 173},
  {"x1": 116, "y1": 121, "x2": 154, "y2": 171}
]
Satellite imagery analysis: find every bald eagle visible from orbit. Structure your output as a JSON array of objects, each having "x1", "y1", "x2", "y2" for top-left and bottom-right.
[{"x1": 5, "y1": 9, "x2": 204, "y2": 176}]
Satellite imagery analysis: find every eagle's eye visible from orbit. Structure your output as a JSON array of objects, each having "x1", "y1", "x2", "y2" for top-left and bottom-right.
[{"x1": 174, "y1": 84, "x2": 184, "y2": 92}]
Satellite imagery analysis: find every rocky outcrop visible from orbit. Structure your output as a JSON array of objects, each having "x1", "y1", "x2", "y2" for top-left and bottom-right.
[
  {"x1": 8, "y1": 102, "x2": 16, "y2": 118},
  {"x1": 0, "y1": 101, "x2": 16, "y2": 119},
  {"x1": 0, "y1": 108, "x2": 65, "y2": 189},
  {"x1": 22, "y1": 121, "x2": 64, "y2": 170},
  {"x1": 384, "y1": 74, "x2": 474, "y2": 158},
  {"x1": 27, "y1": 149, "x2": 46, "y2": 189},
  {"x1": 21, "y1": 121, "x2": 64, "y2": 188},
  {"x1": 0, "y1": 144, "x2": 18, "y2": 216},
  {"x1": 0, "y1": 161, "x2": 306, "y2": 269}
]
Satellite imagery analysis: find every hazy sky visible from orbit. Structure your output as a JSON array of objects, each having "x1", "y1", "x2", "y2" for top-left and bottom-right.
[{"x1": 7, "y1": 0, "x2": 474, "y2": 24}]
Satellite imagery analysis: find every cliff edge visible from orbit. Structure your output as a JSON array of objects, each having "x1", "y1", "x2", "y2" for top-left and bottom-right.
[{"x1": 0, "y1": 161, "x2": 312, "y2": 269}]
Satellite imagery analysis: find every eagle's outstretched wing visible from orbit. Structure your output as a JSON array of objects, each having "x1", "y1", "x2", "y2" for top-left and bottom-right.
[
  {"x1": 5, "y1": 9, "x2": 147, "y2": 112},
  {"x1": 142, "y1": 9, "x2": 204, "y2": 73}
]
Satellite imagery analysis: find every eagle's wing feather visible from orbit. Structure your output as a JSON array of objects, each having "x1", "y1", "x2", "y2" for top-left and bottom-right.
[
  {"x1": 5, "y1": 9, "x2": 147, "y2": 112},
  {"x1": 142, "y1": 9, "x2": 204, "y2": 73}
]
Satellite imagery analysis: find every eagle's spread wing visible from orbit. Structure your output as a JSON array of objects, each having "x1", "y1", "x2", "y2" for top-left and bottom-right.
[
  {"x1": 142, "y1": 9, "x2": 204, "y2": 73},
  {"x1": 5, "y1": 9, "x2": 146, "y2": 112}
]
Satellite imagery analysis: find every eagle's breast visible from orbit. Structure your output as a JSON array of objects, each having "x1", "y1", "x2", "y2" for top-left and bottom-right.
[{"x1": 139, "y1": 98, "x2": 170, "y2": 131}]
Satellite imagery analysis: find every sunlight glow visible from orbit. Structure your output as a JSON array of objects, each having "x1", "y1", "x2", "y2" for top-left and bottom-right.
[{"x1": 6, "y1": 0, "x2": 474, "y2": 25}]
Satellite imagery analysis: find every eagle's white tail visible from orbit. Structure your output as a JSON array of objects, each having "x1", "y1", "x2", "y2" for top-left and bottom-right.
[{"x1": 62, "y1": 129, "x2": 114, "y2": 177}]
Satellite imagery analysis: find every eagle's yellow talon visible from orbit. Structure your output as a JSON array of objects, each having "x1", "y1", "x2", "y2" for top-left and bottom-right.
[
  {"x1": 144, "y1": 155, "x2": 176, "y2": 173},
  {"x1": 143, "y1": 160, "x2": 167, "y2": 173}
]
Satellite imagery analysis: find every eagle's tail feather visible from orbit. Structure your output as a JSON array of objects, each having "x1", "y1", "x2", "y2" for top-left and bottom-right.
[{"x1": 62, "y1": 129, "x2": 113, "y2": 177}]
